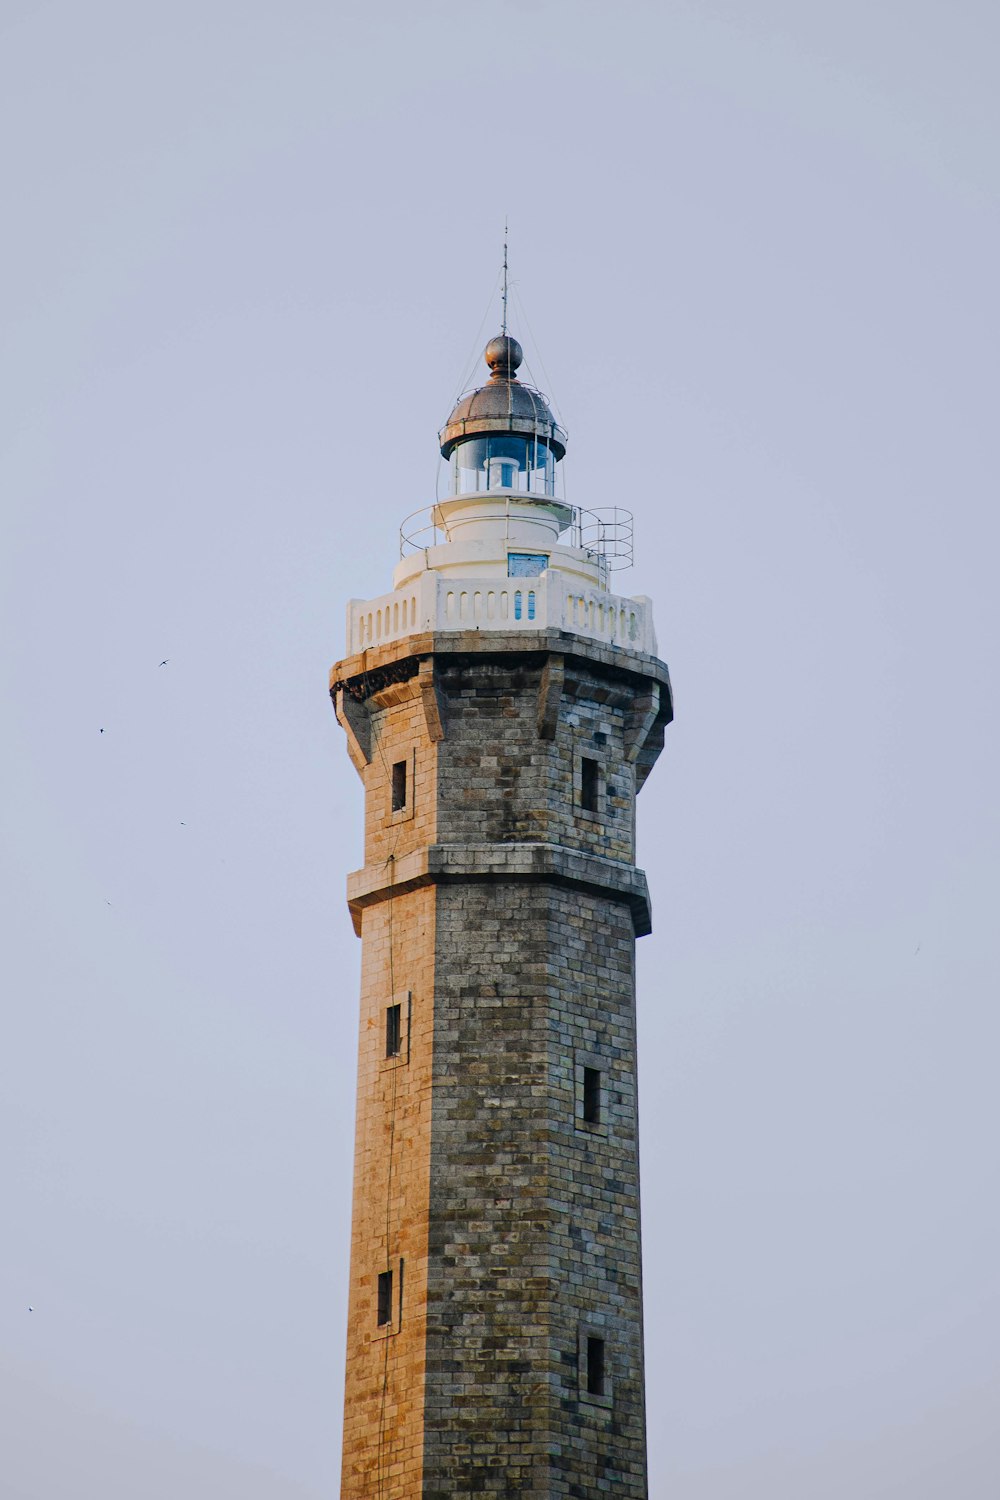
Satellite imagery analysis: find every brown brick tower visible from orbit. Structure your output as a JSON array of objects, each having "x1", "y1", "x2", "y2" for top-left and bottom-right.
[{"x1": 329, "y1": 327, "x2": 672, "y2": 1498}]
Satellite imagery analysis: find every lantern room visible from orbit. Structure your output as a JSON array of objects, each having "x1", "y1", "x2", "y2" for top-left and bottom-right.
[{"x1": 439, "y1": 334, "x2": 568, "y2": 499}]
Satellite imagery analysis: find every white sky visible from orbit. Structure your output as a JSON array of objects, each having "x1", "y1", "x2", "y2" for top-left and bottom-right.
[{"x1": 1, "y1": 1, "x2": 998, "y2": 1495}]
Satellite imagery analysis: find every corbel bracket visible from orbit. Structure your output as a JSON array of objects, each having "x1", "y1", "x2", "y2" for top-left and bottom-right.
[
  {"x1": 418, "y1": 657, "x2": 446, "y2": 743},
  {"x1": 334, "y1": 686, "x2": 371, "y2": 776},
  {"x1": 624, "y1": 683, "x2": 662, "y2": 789},
  {"x1": 536, "y1": 653, "x2": 564, "y2": 740}
]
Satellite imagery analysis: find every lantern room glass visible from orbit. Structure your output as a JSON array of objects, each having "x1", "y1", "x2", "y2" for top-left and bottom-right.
[{"x1": 451, "y1": 436, "x2": 556, "y2": 497}]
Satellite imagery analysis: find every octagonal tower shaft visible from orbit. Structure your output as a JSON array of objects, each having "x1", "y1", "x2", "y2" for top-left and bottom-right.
[{"x1": 330, "y1": 623, "x2": 670, "y2": 1498}]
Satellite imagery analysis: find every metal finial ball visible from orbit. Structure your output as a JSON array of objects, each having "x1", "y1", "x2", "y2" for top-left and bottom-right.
[{"x1": 484, "y1": 335, "x2": 523, "y2": 378}]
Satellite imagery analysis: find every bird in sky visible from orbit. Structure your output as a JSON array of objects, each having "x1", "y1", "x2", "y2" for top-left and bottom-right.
[{"x1": 159, "y1": 659, "x2": 170, "y2": 667}]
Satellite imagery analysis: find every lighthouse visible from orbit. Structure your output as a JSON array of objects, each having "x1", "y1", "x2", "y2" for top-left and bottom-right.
[{"x1": 329, "y1": 318, "x2": 672, "y2": 1498}]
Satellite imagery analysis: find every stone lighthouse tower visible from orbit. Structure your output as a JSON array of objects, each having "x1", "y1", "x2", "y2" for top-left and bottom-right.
[{"x1": 329, "y1": 322, "x2": 672, "y2": 1498}]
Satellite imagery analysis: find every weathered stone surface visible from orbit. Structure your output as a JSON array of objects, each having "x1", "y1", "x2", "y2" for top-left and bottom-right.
[
  {"x1": 341, "y1": 886, "x2": 436, "y2": 1498},
  {"x1": 334, "y1": 630, "x2": 668, "y2": 1498},
  {"x1": 424, "y1": 882, "x2": 645, "y2": 1498},
  {"x1": 346, "y1": 843, "x2": 653, "y2": 938}
]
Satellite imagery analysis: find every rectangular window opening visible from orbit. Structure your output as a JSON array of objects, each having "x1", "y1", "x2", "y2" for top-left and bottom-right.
[
  {"x1": 377, "y1": 1270, "x2": 393, "y2": 1327},
  {"x1": 508, "y1": 551, "x2": 548, "y2": 578},
  {"x1": 385, "y1": 1003, "x2": 402, "y2": 1058},
  {"x1": 391, "y1": 759, "x2": 407, "y2": 812},
  {"x1": 580, "y1": 757, "x2": 599, "y2": 813},
  {"x1": 582, "y1": 1066, "x2": 602, "y2": 1125},
  {"x1": 586, "y1": 1335, "x2": 606, "y2": 1397}
]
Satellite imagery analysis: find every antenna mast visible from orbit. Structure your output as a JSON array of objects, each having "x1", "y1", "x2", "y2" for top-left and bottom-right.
[{"x1": 501, "y1": 220, "x2": 509, "y2": 336}]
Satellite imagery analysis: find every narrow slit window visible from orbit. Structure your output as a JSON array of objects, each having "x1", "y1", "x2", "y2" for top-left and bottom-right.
[
  {"x1": 391, "y1": 759, "x2": 407, "y2": 812},
  {"x1": 385, "y1": 1003, "x2": 402, "y2": 1058},
  {"x1": 377, "y1": 1270, "x2": 393, "y2": 1327},
  {"x1": 586, "y1": 1335, "x2": 606, "y2": 1397},
  {"x1": 580, "y1": 757, "x2": 599, "y2": 813},
  {"x1": 582, "y1": 1066, "x2": 602, "y2": 1125}
]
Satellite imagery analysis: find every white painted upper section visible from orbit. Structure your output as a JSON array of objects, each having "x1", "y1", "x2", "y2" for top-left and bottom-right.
[
  {"x1": 346, "y1": 490, "x2": 657, "y2": 656},
  {"x1": 346, "y1": 569, "x2": 657, "y2": 656}
]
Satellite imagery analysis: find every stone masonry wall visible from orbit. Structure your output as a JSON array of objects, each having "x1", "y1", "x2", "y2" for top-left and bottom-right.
[
  {"x1": 335, "y1": 634, "x2": 666, "y2": 1499},
  {"x1": 341, "y1": 883, "x2": 437, "y2": 1499},
  {"x1": 423, "y1": 881, "x2": 645, "y2": 1499},
  {"x1": 434, "y1": 656, "x2": 635, "y2": 865},
  {"x1": 362, "y1": 679, "x2": 439, "y2": 869},
  {"x1": 340, "y1": 665, "x2": 441, "y2": 1497}
]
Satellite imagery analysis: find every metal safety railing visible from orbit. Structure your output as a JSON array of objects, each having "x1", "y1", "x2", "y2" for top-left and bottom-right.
[
  {"x1": 571, "y1": 507, "x2": 634, "y2": 571},
  {"x1": 399, "y1": 500, "x2": 634, "y2": 570},
  {"x1": 399, "y1": 507, "x2": 446, "y2": 556}
]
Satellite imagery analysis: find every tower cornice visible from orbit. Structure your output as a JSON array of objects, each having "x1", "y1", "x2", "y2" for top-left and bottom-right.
[
  {"x1": 329, "y1": 627, "x2": 673, "y2": 715},
  {"x1": 345, "y1": 840, "x2": 654, "y2": 938},
  {"x1": 330, "y1": 628, "x2": 672, "y2": 795}
]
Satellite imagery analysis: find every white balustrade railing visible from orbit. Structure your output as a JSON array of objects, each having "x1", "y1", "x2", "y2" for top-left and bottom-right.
[{"x1": 346, "y1": 571, "x2": 656, "y2": 657}]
